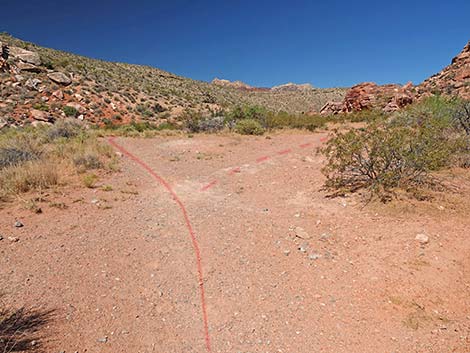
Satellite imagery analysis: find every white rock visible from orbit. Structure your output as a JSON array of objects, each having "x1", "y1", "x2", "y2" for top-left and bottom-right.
[{"x1": 415, "y1": 233, "x2": 429, "y2": 244}]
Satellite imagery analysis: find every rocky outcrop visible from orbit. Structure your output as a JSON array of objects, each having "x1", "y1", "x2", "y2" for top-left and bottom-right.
[
  {"x1": 319, "y1": 101, "x2": 343, "y2": 115},
  {"x1": 211, "y1": 78, "x2": 313, "y2": 92},
  {"x1": 211, "y1": 78, "x2": 254, "y2": 90},
  {"x1": 9, "y1": 46, "x2": 41, "y2": 66},
  {"x1": 271, "y1": 83, "x2": 314, "y2": 91},
  {"x1": 319, "y1": 82, "x2": 415, "y2": 115},
  {"x1": 418, "y1": 41, "x2": 470, "y2": 99}
]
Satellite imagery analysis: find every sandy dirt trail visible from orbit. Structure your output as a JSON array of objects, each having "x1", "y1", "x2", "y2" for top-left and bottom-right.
[{"x1": 1, "y1": 132, "x2": 469, "y2": 353}]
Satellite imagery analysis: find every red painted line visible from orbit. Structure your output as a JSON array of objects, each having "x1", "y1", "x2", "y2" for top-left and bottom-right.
[
  {"x1": 108, "y1": 137, "x2": 212, "y2": 352},
  {"x1": 256, "y1": 156, "x2": 270, "y2": 163},
  {"x1": 201, "y1": 180, "x2": 218, "y2": 191},
  {"x1": 277, "y1": 148, "x2": 292, "y2": 155},
  {"x1": 228, "y1": 167, "x2": 241, "y2": 175},
  {"x1": 320, "y1": 136, "x2": 328, "y2": 142},
  {"x1": 299, "y1": 142, "x2": 312, "y2": 148}
]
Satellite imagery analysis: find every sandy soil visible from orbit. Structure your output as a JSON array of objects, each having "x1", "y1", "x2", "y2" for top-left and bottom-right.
[{"x1": 1, "y1": 131, "x2": 469, "y2": 353}]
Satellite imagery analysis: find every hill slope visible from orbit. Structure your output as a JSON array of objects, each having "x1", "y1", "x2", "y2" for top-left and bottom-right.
[{"x1": 0, "y1": 34, "x2": 347, "y2": 127}]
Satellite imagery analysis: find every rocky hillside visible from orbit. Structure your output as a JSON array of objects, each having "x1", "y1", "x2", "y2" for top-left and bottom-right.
[
  {"x1": 319, "y1": 40, "x2": 470, "y2": 115},
  {"x1": 0, "y1": 33, "x2": 346, "y2": 127},
  {"x1": 418, "y1": 41, "x2": 470, "y2": 99}
]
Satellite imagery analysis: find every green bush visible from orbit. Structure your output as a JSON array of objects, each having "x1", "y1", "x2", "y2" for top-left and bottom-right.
[
  {"x1": 62, "y1": 106, "x2": 78, "y2": 117},
  {"x1": 321, "y1": 114, "x2": 464, "y2": 200},
  {"x1": 234, "y1": 119, "x2": 264, "y2": 135}
]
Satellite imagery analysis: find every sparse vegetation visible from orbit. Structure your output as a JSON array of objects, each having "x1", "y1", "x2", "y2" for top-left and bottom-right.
[
  {"x1": 0, "y1": 123, "x2": 113, "y2": 203},
  {"x1": 234, "y1": 119, "x2": 265, "y2": 135},
  {"x1": 62, "y1": 106, "x2": 78, "y2": 117},
  {"x1": 321, "y1": 97, "x2": 470, "y2": 201},
  {"x1": 82, "y1": 173, "x2": 98, "y2": 188}
]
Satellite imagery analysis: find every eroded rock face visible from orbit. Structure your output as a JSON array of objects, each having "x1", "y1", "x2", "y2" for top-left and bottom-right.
[
  {"x1": 271, "y1": 83, "x2": 314, "y2": 91},
  {"x1": 211, "y1": 78, "x2": 254, "y2": 90},
  {"x1": 319, "y1": 101, "x2": 343, "y2": 115},
  {"x1": 418, "y1": 41, "x2": 470, "y2": 99},
  {"x1": 319, "y1": 82, "x2": 415, "y2": 115}
]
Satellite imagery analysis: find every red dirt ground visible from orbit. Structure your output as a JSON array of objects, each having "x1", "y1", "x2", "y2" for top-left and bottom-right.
[{"x1": 1, "y1": 131, "x2": 470, "y2": 352}]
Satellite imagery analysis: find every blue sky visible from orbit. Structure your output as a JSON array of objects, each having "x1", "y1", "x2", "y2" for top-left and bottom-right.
[{"x1": 1, "y1": 0, "x2": 469, "y2": 88}]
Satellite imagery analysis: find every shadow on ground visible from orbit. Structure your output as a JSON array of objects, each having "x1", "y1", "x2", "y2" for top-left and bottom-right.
[{"x1": 0, "y1": 306, "x2": 55, "y2": 352}]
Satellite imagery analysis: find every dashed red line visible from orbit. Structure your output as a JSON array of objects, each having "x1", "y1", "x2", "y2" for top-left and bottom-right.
[
  {"x1": 228, "y1": 167, "x2": 241, "y2": 175},
  {"x1": 277, "y1": 148, "x2": 292, "y2": 155},
  {"x1": 201, "y1": 180, "x2": 218, "y2": 191},
  {"x1": 299, "y1": 142, "x2": 312, "y2": 148},
  {"x1": 256, "y1": 156, "x2": 270, "y2": 163},
  {"x1": 108, "y1": 137, "x2": 212, "y2": 352}
]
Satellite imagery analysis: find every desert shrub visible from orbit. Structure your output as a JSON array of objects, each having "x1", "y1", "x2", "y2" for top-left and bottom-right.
[
  {"x1": 73, "y1": 153, "x2": 103, "y2": 171},
  {"x1": 0, "y1": 134, "x2": 42, "y2": 169},
  {"x1": 62, "y1": 106, "x2": 78, "y2": 117},
  {"x1": 33, "y1": 103, "x2": 49, "y2": 112},
  {"x1": 234, "y1": 119, "x2": 264, "y2": 135},
  {"x1": 194, "y1": 116, "x2": 225, "y2": 133},
  {"x1": 82, "y1": 173, "x2": 98, "y2": 188},
  {"x1": 0, "y1": 147, "x2": 39, "y2": 169},
  {"x1": 451, "y1": 99, "x2": 470, "y2": 136},
  {"x1": 321, "y1": 117, "x2": 462, "y2": 200},
  {"x1": 46, "y1": 119, "x2": 83, "y2": 140},
  {"x1": 225, "y1": 105, "x2": 267, "y2": 126},
  {"x1": 266, "y1": 111, "x2": 329, "y2": 131}
]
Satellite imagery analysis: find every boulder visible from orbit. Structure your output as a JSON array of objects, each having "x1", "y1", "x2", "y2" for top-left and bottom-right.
[
  {"x1": 25, "y1": 78, "x2": 42, "y2": 90},
  {"x1": 16, "y1": 61, "x2": 43, "y2": 73},
  {"x1": 319, "y1": 101, "x2": 343, "y2": 115},
  {"x1": 9, "y1": 46, "x2": 41, "y2": 66},
  {"x1": 52, "y1": 89, "x2": 64, "y2": 100},
  {"x1": 47, "y1": 72, "x2": 72, "y2": 85},
  {"x1": 30, "y1": 109, "x2": 52, "y2": 122}
]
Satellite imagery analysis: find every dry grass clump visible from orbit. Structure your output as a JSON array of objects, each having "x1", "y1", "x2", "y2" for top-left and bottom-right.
[
  {"x1": 0, "y1": 161, "x2": 58, "y2": 194},
  {"x1": 0, "y1": 121, "x2": 115, "y2": 203}
]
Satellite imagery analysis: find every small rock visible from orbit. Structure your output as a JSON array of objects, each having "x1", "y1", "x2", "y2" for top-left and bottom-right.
[
  {"x1": 415, "y1": 233, "x2": 429, "y2": 245},
  {"x1": 91, "y1": 199, "x2": 100, "y2": 205},
  {"x1": 309, "y1": 253, "x2": 322, "y2": 260},
  {"x1": 283, "y1": 250, "x2": 290, "y2": 256},
  {"x1": 298, "y1": 243, "x2": 308, "y2": 253},
  {"x1": 97, "y1": 336, "x2": 108, "y2": 343},
  {"x1": 8, "y1": 237, "x2": 19, "y2": 242},
  {"x1": 52, "y1": 90, "x2": 64, "y2": 100},
  {"x1": 14, "y1": 221, "x2": 24, "y2": 228},
  {"x1": 319, "y1": 233, "x2": 331, "y2": 241},
  {"x1": 294, "y1": 227, "x2": 312, "y2": 240}
]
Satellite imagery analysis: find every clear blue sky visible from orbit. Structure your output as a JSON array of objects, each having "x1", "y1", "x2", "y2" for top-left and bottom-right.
[{"x1": 1, "y1": 0, "x2": 469, "y2": 88}]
